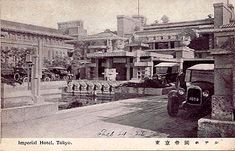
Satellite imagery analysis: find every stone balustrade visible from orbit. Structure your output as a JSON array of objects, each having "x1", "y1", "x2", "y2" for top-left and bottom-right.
[
  {"x1": 79, "y1": 81, "x2": 88, "y2": 94},
  {"x1": 94, "y1": 82, "x2": 103, "y2": 94},
  {"x1": 64, "y1": 80, "x2": 123, "y2": 95},
  {"x1": 86, "y1": 81, "x2": 95, "y2": 94},
  {"x1": 102, "y1": 82, "x2": 110, "y2": 94}
]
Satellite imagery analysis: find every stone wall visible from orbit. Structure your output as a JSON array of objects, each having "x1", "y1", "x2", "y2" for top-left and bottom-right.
[{"x1": 1, "y1": 81, "x2": 66, "y2": 108}]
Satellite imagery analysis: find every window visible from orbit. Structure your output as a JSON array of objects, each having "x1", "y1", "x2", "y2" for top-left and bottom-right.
[
  {"x1": 157, "y1": 42, "x2": 168, "y2": 49},
  {"x1": 130, "y1": 58, "x2": 133, "y2": 63},
  {"x1": 170, "y1": 41, "x2": 175, "y2": 48},
  {"x1": 168, "y1": 36, "x2": 171, "y2": 39},
  {"x1": 153, "y1": 36, "x2": 156, "y2": 40},
  {"x1": 160, "y1": 36, "x2": 163, "y2": 40}
]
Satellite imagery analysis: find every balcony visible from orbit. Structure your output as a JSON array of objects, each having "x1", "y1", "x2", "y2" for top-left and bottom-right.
[
  {"x1": 88, "y1": 45, "x2": 107, "y2": 49},
  {"x1": 87, "y1": 51, "x2": 135, "y2": 58}
]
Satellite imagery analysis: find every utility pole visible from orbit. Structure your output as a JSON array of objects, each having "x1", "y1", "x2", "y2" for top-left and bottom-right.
[{"x1": 138, "y1": 0, "x2": 140, "y2": 16}]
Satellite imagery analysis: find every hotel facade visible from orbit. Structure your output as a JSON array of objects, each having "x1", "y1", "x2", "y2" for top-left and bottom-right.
[
  {"x1": 0, "y1": 20, "x2": 74, "y2": 68},
  {"x1": 65, "y1": 2, "x2": 234, "y2": 81}
]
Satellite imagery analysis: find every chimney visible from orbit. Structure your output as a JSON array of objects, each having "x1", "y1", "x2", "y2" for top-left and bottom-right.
[
  {"x1": 228, "y1": 4, "x2": 235, "y2": 22},
  {"x1": 213, "y1": 3, "x2": 233, "y2": 28}
]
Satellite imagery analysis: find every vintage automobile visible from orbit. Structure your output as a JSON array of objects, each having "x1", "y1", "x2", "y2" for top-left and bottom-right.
[
  {"x1": 49, "y1": 66, "x2": 73, "y2": 80},
  {"x1": 13, "y1": 66, "x2": 55, "y2": 82},
  {"x1": 167, "y1": 64, "x2": 214, "y2": 117},
  {"x1": 41, "y1": 68, "x2": 56, "y2": 81},
  {"x1": 13, "y1": 67, "x2": 30, "y2": 82},
  {"x1": 154, "y1": 62, "x2": 180, "y2": 85}
]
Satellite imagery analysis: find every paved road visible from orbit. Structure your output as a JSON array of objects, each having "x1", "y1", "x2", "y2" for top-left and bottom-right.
[{"x1": 2, "y1": 95, "x2": 204, "y2": 138}]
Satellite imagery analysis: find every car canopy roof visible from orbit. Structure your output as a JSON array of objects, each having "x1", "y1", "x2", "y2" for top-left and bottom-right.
[
  {"x1": 155, "y1": 62, "x2": 179, "y2": 67},
  {"x1": 50, "y1": 66, "x2": 66, "y2": 70},
  {"x1": 187, "y1": 64, "x2": 214, "y2": 71}
]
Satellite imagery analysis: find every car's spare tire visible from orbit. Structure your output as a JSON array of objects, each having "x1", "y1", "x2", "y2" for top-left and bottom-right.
[
  {"x1": 14, "y1": 73, "x2": 21, "y2": 81},
  {"x1": 167, "y1": 97, "x2": 179, "y2": 117}
]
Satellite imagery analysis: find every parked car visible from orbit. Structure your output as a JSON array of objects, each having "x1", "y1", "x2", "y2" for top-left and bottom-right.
[
  {"x1": 49, "y1": 66, "x2": 73, "y2": 80},
  {"x1": 167, "y1": 64, "x2": 214, "y2": 117},
  {"x1": 42, "y1": 68, "x2": 56, "y2": 81},
  {"x1": 154, "y1": 62, "x2": 180, "y2": 85},
  {"x1": 13, "y1": 67, "x2": 29, "y2": 82},
  {"x1": 13, "y1": 66, "x2": 55, "y2": 82}
]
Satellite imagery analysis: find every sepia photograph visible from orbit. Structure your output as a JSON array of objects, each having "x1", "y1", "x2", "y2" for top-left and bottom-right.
[{"x1": 0, "y1": 0, "x2": 235, "y2": 150}]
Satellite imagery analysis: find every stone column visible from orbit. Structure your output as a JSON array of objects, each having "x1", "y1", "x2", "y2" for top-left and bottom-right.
[
  {"x1": 126, "y1": 58, "x2": 130, "y2": 80},
  {"x1": 94, "y1": 59, "x2": 99, "y2": 80},
  {"x1": 31, "y1": 40, "x2": 44, "y2": 103},
  {"x1": 150, "y1": 57, "x2": 154, "y2": 77},
  {"x1": 198, "y1": 49, "x2": 235, "y2": 137},
  {"x1": 106, "y1": 58, "x2": 112, "y2": 69},
  {"x1": 0, "y1": 16, "x2": 2, "y2": 138},
  {"x1": 211, "y1": 50, "x2": 233, "y2": 121}
]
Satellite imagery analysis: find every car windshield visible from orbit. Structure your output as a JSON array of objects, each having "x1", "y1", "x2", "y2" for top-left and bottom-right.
[
  {"x1": 155, "y1": 67, "x2": 168, "y2": 74},
  {"x1": 185, "y1": 69, "x2": 214, "y2": 83},
  {"x1": 155, "y1": 66, "x2": 179, "y2": 74}
]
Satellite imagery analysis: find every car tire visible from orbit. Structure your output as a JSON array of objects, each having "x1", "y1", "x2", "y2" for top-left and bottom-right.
[
  {"x1": 167, "y1": 97, "x2": 179, "y2": 117},
  {"x1": 63, "y1": 76, "x2": 69, "y2": 81},
  {"x1": 44, "y1": 76, "x2": 51, "y2": 82},
  {"x1": 14, "y1": 73, "x2": 21, "y2": 81},
  {"x1": 22, "y1": 77, "x2": 28, "y2": 83}
]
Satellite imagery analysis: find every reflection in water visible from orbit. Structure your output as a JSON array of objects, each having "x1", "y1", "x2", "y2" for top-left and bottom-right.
[{"x1": 59, "y1": 93, "x2": 146, "y2": 110}]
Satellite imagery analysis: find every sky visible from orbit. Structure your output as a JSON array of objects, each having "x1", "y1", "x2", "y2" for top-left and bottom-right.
[{"x1": 1, "y1": 0, "x2": 235, "y2": 34}]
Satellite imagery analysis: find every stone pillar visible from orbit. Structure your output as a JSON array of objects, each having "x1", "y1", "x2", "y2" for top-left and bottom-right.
[
  {"x1": 31, "y1": 40, "x2": 44, "y2": 103},
  {"x1": 152, "y1": 43, "x2": 155, "y2": 49},
  {"x1": 126, "y1": 58, "x2": 130, "y2": 80},
  {"x1": 106, "y1": 58, "x2": 112, "y2": 68},
  {"x1": 211, "y1": 50, "x2": 233, "y2": 121},
  {"x1": 94, "y1": 59, "x2": 99, "y2": 80},
  {"x1": 131, "y1": 67, "x2": 138, "y2": 80},
  {"x1": 150, "y1": 57, "x2": 154, "y2": 77},
  {"x1": 198, "y1": 49, "x2": 235, "y2": 137},
  {"x1": 0, "y1": 16, "x2": 2, "y2": 138}
]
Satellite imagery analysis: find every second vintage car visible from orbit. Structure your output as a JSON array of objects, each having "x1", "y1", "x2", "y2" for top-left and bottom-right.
[
  {"x1": 154, "y1": 62, "x2": 180, "y2": 86},
  {"x1": 167, "y1": 64, "x2": 214, "y2": 117}
]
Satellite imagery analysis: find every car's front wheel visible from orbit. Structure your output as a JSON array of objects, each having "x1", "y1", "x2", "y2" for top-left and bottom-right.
[
  {"x1": 43, "y1": 76, "x2": 51, "y2": 82},
  {"x1": 167, "y1": 97, "x2": 179, "y2": 117}
]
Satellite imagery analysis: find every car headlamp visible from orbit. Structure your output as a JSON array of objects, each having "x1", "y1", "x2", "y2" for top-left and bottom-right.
[
  {"x1": 178, "y1": 89, "x2": 185, "y2": 95},
  {"x1": 202, "y1": 90, "x2": 209, "y2": 97}
]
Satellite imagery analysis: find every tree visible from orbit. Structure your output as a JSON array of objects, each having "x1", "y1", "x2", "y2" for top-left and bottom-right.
[
  {"x1": 1, "y1": 47, "x2": 34, "y2": 69},
  {"x1": 161, "y1": 15, "x2": 169, "y2": 24}
]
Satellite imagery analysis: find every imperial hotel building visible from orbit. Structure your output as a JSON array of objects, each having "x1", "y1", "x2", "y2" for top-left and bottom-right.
[
  {"x1": 66, "y1": 2, "x2": 235, "y2": 81},
  {"x1": 0, "y1": 20, "x2": 74, "y2": 67}
]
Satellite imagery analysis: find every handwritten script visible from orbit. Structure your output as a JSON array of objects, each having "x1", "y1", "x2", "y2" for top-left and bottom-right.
[{"x1": 97, "y1": 129, "x2": 147, "y2": 137}]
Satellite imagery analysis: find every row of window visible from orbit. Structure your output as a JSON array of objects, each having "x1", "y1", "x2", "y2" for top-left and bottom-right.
[
  {"x1": 3, "y1": 31, "x2": 65, "y2": 45},
  {"x1": 139, "y1": 35, "x2": 179, "y2": 41},
  {"x1": 46, "y1": 49, "x2": 66, "y2": 60},
  {"x1": 148, "y1": 41, "x2": 181, "y2": 49}
]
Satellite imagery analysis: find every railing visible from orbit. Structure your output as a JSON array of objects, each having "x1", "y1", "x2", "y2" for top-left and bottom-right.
[{"x1": 64, "y1": 80, "x2": 123, "y2": 95}]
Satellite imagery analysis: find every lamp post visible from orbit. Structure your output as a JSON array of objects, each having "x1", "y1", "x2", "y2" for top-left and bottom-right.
[{"x1": 26, "y1": 53, "x2": 34, "y2": 90}]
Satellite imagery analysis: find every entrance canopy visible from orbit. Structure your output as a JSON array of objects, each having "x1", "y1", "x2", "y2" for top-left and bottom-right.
[{"x1": 155, "y1": 62, "x2": 179, "y2": 67}]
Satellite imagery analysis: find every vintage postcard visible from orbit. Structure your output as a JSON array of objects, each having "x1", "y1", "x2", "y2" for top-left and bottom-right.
[{"x1": 0, "y1": 0, "x2": 235, "y2": 150}]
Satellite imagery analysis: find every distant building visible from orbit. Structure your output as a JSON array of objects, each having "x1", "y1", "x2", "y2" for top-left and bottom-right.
[
  {"x1": 0, "y1": 19, "x2": 74, "y2": 67},
  {"x1": 117, "y1": 15, "x2": 146, "y2": 38},
  {"x1": 133, "y1": 2, "x2": 235, "y2": 59},
  {"x1": 58, "y1": 20, "x2": 87, "y2": 39},
  {"x1": 68, "y1": 2, "x2": 235, "y2": 81},
  {"x1": 68, "y1": 29, "x2": 173, "y2": 81}
]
